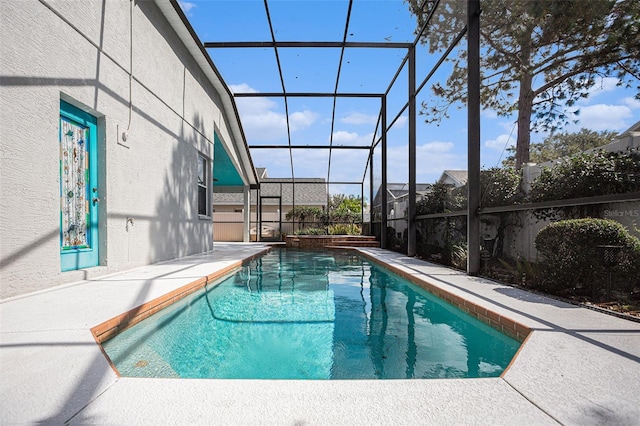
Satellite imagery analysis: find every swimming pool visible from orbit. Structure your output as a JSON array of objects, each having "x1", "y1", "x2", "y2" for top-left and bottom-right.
[{"x1": 102, "y1": 249, "x2": 521, "y2": 379}]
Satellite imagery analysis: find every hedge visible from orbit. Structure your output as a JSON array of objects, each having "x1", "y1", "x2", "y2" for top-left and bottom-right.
[{"x1": 534, "y1": 218, "x2": 640, "y2": 296}]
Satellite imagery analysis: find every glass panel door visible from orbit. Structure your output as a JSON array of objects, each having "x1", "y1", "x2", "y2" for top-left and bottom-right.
[
  {"x1": 60, "y1": 100, "x2": 99, "y2": 271},
  {"x1": 259, "y1": 196, "x2": 281, "y2": 242}
]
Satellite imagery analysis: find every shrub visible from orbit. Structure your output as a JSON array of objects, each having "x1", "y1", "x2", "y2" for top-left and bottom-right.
[
  {"x1": 416, "y1": 182, "x2": 458, "y2": 215},
  {"x1": 328, "y1": 223, "x2": 361, "y2": 235},
  {"x1": 479, "y1": 167, "x2": 524, "y2": 207},
  {"x1": 450, "y1": 243, "x2": 467, "y2": 270},
  {"x1": 497, "y1": 256, "x2": 540, "y2": 288},
  {"x1": 534, "y1": 218, "x2": 640, "y2": 296},
  {"x1": 294, "y1": 228, "x2": 327, "y2": 235},
  {"x1": 416, "y1": 167, "x2": 524, "y2": 216},
  {"x1": 530, "y1": 149, "x2": 640, "y2": 202}
]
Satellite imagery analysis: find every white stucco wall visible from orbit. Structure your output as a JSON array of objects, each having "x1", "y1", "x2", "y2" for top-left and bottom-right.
[{"x1": 0, "y1": 0, "x2": 245, "y2": 297}]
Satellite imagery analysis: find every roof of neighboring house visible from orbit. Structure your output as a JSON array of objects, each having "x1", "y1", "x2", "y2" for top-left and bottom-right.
[
  {"x1": 256, "y1": 168, "x2": 268, "y2": 179},
  {"x1": 372, "y1": 183, "x2": 433, "y2": 207},
  {"x1": 618, "y1": 120, "x2": 640, "y2": 137},
  {"x1": 214, "y1": 178, "x2": 327, "y2": 206},
  {"x1": 438, "y1": 170, "x2": 468, "y2": 187},
  {"x1": 540, "y1": 121, "x2": 640, "y2": 167}
]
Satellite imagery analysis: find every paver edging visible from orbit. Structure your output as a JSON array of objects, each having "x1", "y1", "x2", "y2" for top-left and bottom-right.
[
  {"x1": 90, "y1": 247, "x2": 270, "y2": 344},
  {"x1": 355, "y1": 249, "x2": 533, "y2": 343}
]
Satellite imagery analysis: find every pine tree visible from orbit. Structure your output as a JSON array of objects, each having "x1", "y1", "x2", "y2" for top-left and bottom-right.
[{"x1": 409, "y1": 0, "x2": 640, "y2": 167}]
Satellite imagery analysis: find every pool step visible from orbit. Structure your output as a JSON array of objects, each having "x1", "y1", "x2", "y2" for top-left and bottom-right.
[
  {"x1": 326, "y1": 238, "x2": 380, "y2": 248},
  {"x1": 285, "y1": 235, "x2": 380, "y2": 249}
]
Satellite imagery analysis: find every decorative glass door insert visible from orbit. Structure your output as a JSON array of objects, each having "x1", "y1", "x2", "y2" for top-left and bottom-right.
[{"x1": 60, "y1": 100, "x2": 99, "y2": 271}]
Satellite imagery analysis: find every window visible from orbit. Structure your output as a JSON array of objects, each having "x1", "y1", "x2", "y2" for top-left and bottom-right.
[{"x1": 197, "y1": 154, "x2": 210, "y2": 216}]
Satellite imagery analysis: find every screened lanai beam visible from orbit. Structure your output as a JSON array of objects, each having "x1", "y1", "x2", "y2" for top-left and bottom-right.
[
  {"x1": 387, "y1": 1, "x2": 436, "y2": 255},
  {"x1": 416, "y1": 27, "x2": 467, "y2": 95},
  {"x1": 408, "y1": 44, "x2": 417, "y2": 257},
  {"x1": 362, "y1": 111, "x2": 383, "y2": 183},
  {"x1": 250, "y1": 145, "x2": 371, "y2": 149},
  {"x1": 263, "y1": 0, "x2": 295, "y2": 186},
  {"x1": 370, "y1": 25, "x2": 468, "y2": 151},
  {"x1": 382, "y1": 0, "x2": 439, "y2": 97},
  {"x1": 234, "y1": 92, "x2": 383, "y2": 98},
  {"x1": 362, "y1": 103, "x2": 383, "y2": 238},
  {"x1": 262, "y1": 0, "x2": 299, "y2": 227},
  {"x1": 325, "y1": 181, "x2": 365, "y2": 185},
  {"x1": 381, "y1": 95, "x2": 388, "y2": 249},
  {"x1": 327, "y1": 0, "x2": 354, "y2": 186},
  {"x1": 266, "y1": 180, "x2": 364, "y2": 185},
  {"x1": 400, "y1": 0, "x2": 439, "y2": 258},
  {"x1": 467, "y1": 0, "x2": 481, "y2": 275},
  {"x1": 204, "y1": 41, "x2": 413, "y2": 49}
]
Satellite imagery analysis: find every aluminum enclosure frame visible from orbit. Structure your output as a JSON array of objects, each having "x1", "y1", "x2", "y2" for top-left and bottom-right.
[{"x1": 193, "y1": 0, "x2": 481, "y2": 274}]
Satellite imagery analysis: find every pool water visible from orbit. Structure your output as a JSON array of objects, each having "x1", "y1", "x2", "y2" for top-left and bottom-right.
[{"x1": 103, "y1": 249, "x2": 521, "y2": 379}]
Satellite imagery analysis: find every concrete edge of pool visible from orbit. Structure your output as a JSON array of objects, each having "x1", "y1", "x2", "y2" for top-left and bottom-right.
[
  {"x1": 90, "y1": 247, "x2": 270, "y2": 345},
  {"x1": 93, "y1": 246, "x2": 530, "y2": 379},
  {"x1": 354, "y1": 250, "x2": 532, "y2": 342},
  {"x1": 1, "y1": 243, "x2": 639, "y2": 425}
]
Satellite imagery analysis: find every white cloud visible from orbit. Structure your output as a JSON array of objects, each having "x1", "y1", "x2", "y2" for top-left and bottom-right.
[
  {"x1": 585, "y1": 77, "x2": 620, "y2": 98},
  {"x1": 383, "y1": 140, "x2": 464, "y2": 184},
  {"x1": 327, "y1": 150, "x2": 373, "y2": 181},
  {"x1": 240, "y1": 110, "x2": 288, "y2": 141},
  {"x1": 290, "y1": 110, "x2": 318, "y2": 131},
  {"x1": 178, "y1": 1, "x2": 196, "y2": 13},
  {"x1": 251, "y1": 148, "x2": 371, "y2": 184},
  {"x1": 332, "y1": 131, "x2": 359, "y2": 143},
  {"x1": 393, "y1": 115, "x2": 408, "y2": 128},
  {"x1": 622, "y1": 97, "x2": 640, "y2": 110},
  {"x1": 331, "y1": 131, "x2": 375, "y2": 146},
  {"x1": 251, "y1": 150, "x2": 292, "y2": 171},
  {"x1": 420, "y1": 141, "x2": 454, "y2": 153},
  {"x1": 230, "y1": 83, "x2": 318, "y2": 141},
  {"x1": 340, "y1": 112, "x2": 378, "y2": 125},
  {"x1": 498, "y1": 120, "x2": 518, "y2": 133},
  {"x1": 481, "y1": 109, "x2": 498, "y2": 119},
  {"x1": 485, "y1": 134, "x2": 515, "y2": 151},
  {"x1": 229, "y1": 83, "x2": 256, "y2": 94},
  {"x1": 568, "y1": 104, "x2": 633, "y2": 132},
  {"x1": 235, "y1": 97, "x2": 278, "y2": 115}
]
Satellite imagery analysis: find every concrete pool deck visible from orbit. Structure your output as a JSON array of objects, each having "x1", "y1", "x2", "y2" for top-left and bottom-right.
[{"x1": 1, "y1": 243, "x2": 639, "y2": 425}]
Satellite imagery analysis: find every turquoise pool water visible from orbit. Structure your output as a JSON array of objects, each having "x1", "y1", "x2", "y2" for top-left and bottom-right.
[{"x1": 103, "y1": 249, "x2": 520, "y2": 379}]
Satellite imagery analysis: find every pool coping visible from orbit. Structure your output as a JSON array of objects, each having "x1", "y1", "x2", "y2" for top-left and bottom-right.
[
  {"x1": 90, "y1": 247, "x2": 270, "y2": 345},
  {"x1": 93, "y1": 246, "x2": 530, "y2": 380},
  {"x1": 2, "y1": 243, "x2": 639, "y2": 425},
  {"x1": 356, "y1": 249, "x2": 531, "y2": 343}
]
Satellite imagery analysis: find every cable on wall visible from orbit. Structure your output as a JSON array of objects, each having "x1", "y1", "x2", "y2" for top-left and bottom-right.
[{"x1": 120, "y1": 0, "x2": 135, "y2": 145}]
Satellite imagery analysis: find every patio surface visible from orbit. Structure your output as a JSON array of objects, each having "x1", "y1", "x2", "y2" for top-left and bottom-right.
[{"x1": 1, "y1": 243, "x2": 639, "y2": 425}]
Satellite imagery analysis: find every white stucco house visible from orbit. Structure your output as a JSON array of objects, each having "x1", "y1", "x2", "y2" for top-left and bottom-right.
[
  {"x1": 438, "y1": 170, "x2": 468, "y2": 188},
  {"x1": 213, "y1": 168, "x2": 328, "y2": 241},
  {"x1": 0, "y1": 0, "x2": 258, "y2": 298}
]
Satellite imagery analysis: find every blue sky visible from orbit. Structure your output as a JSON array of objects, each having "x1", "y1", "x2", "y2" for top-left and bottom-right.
[{"x1": 179, "y1": 0, "x2": 640, "y2": 196}]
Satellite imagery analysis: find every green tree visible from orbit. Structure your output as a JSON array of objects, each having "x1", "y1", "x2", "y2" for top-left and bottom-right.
[
  {"x1": 285, "y1": 206, "x2": 323, "y2": 230},
  {"x1": 503, "y1": 129, "x2": 617, "y2": 165},
  {"x1": 408, "y1": 0, "x2": 640, "y2": 167},
  {"x1": 328, "y1": 194, "x2": 365, "y2": 224},
  {"x1": 328, "y1": 194, "x2": 365, "y2": 214}
]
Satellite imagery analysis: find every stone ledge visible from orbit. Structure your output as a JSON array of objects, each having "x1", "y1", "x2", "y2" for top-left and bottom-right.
[{"x1": 285, "y1": 235, "x2": 379, "y2": 248}]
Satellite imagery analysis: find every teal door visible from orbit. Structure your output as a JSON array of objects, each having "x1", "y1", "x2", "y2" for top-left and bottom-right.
[{"x1": 60, "y1": 101, "x2": 99, "y2": 271}]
